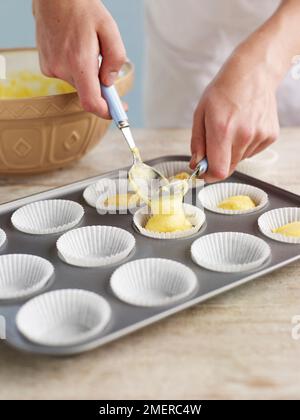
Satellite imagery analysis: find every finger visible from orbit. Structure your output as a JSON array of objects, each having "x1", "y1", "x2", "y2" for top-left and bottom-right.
[
  {"x1": 98, "y1": 16, "x2": 127, "y2": 86},
  {"x1": 72, "y1": 52, "x2": 110, "y2": 119},
  {"x1": 243, "y1": 134, "x2": 268, "y2": 158},
  {"x1": 243, "y1": 123, "x2": 278, "y2": 158},
  {"x1": 229, "y1": 127, "x2": 255, "y2": 174},
  {"x1": 190, "y1": 104, "x2": 206, "y2": 170},
  {"x1": 204, "y1": 118, "x2": 232, "y2": 183},
  {"x1": 245, "y1": 138, "x2": 275, "y2": 158}
]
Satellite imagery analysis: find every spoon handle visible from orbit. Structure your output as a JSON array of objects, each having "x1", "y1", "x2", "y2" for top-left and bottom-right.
[
  {"x1": 101, "y1": 84, "x2": 128, "y2": 128},
  {"x1": 101, "y1": 84, "x2": 137, "y2": 152}
]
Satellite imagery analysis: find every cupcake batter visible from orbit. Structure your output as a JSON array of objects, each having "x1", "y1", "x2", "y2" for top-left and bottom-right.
[
  {"x1": 272, "y1": 221, "x2": 300, "y2": 237},
  {"x1": 145, "y1": 193, "x2": 192, "y2": 233},
  {"x1": 218, "y1": 195, "x2": 256, "y2": 211},
  {"x1": 169, "y1": 172, "x2": 190, "y2": 182},
  {"x1": 0, "y1": 71, "x2": 75, "y2": 98},
  {"x1": 130, "y1": 153, "x2": 191, "y2": 233}
]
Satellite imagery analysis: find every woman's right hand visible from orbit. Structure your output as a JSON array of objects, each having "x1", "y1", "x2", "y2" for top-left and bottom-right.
[{"x1": 33, "y1": 0, "x2": 126, "y2": 119}]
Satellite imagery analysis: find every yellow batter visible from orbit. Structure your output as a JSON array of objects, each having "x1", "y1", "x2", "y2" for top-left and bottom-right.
[
  {"x1": 169, "y1": 172, "x2": 190, "y2": 182},
  {"x1": 129, "y1": 152, "x2": 192, "y2": 233},
  {"x1": 145, "y1": 193, "x2": 192, "y2": 233},
  {"x1": 0, "y1": 71, "x2": 75, "y2": 99},
  {"x1": 272, "y1": 221, "x2": 300, "y2": 237},
  {"x1": 104, "y1": 193, "x2": 140, "y2": 208},
  {"x1": 218, "y1": 195, "x2": 256, "y2": 211}
]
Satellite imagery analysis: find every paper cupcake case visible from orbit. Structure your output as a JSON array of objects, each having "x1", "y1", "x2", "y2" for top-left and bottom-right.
[
  {"x1": 133, "y1": 203, "x2": 206, "y2": 240},
  {"x1": 96, "y1": 178, "x2": 142, "y2": 214},
  {"x1": 153, "y1": 161, "x2": 192, "y2": 180},
  {"x1": 16, "y1": 289, "x2": 112, "y2": 347},
  {"x1": 152, "y1": 160, "x2": 204, "y2": 190},
  {"x1": 110, "y1": 258, "x2": 198, "y2": 307},
  {"x1": 0, "y1": 228, "x2": 6, "y2": 249},
  {"x1": 198, "y1": 182, "x2": 268, "y2": 215},
  {"x1": 191, "y1": 232, "x2": 271, "y2": 273},
  {"x1": 0, "y1": 254, "x2": 54, "y2": 300},
  {"x1": 83, "y1": 178, "x2": 120, "y2": 208},
  {"x1": 11, "y1": 199, "x2": 84, "y2": 235},
  {"x1": 57, "y1": 225, "x2": 136, "y2": 267},
  {"x1": 258, "y1": 207, "x2": 300, "y2": 244}
]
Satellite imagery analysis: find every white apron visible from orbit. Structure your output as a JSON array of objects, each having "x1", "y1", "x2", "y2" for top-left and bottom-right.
[{"x1": 144, "y1": 0, "x2": 299, "y2": 127}]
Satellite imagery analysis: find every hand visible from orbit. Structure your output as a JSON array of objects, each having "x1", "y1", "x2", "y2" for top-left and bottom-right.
[
  {"x1": 190, "y1": 48, "x2": 280, "y2": 183},
  {"x1": 33, "y1": 0, "x2": 126, "y2": 119}
]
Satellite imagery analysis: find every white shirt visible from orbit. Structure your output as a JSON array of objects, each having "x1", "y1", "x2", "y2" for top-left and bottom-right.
[{"x1": 144, "y1": 0, "x2": 299, "y2": 127}]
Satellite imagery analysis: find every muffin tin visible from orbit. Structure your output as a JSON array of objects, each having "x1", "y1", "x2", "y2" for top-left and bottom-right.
[{"x1": 0, "y1": 155, "x2": 299, "y2": 356}]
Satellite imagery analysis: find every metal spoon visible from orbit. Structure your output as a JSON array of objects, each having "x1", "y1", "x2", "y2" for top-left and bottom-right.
[
  {"x1": 101, "y1": 84, "x2": 168, "y2": 203},
  {"x1": 190, "y1": 158, "x2": 208, "y2": 179},
  {"x1": 165, "y1": 156, "x2": 208, "y2": 196}
]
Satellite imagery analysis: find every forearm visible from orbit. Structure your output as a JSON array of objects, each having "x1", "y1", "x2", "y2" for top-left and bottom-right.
[
  {"x1": 228, "y1": 0, "x2": 300, "y2": 89},
  {"x1": 192, "y1": 2, "x2": 299, "y2": 181}
]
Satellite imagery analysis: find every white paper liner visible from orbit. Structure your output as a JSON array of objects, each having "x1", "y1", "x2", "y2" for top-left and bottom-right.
[
  {"x1": 191, "y1": 232, "x2": 271, "y2": 273},
  {"x1": 153, "y1": 161, "x2": 192, "y2": 180},
  {"x1": 110, "y1": 258, "x2": 198, "y2": 307},
  {"x1": 57, "y1": 225, "x2": 136, "y2": 267},
  {"x1": 0, "y1": 254, "x2": 54, "y2": 300},
  {"x1": 133, "y1": 203, "x2": 206, "y2": 240},
  {"x1": 237, "y1": 149, "x2": 278, "y2": 177},
  {"x1": 258, "y1": 207, "x2": 300, "y2": 244},
  {"x1": 198, "y1": 183, "x2": 268, "y2": 215},
  {"x1": 11, "y1": 199, "x2": 84, "y2": 235},
  {"x1": 16, "y1": 289, "x2": 111, "y2": 346},
  {"x1": 0, "y1": 228, "x2": 6, "y2": 249},
  {"x1": 96, "y1": 179, "x2": 142, "y2": 214},
  {"x1": 152, "y1": 160, "x2": 204, "y2": 190},
  {"x1": 83, "y1": 178, "x2": 120, "y2": 208}
]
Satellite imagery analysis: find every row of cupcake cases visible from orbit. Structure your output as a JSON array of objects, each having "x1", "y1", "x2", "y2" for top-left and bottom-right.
[
  {"x1": 83, "y1": 174, "x2": 300, "y2": 243},
  {"x1": 5, "y1": 175, "x2": 300, "y2": 242}
]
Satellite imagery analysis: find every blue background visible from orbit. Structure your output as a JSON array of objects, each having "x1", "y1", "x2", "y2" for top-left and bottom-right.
[{"x1": 0, "y1": 0, "x2": 145, "y2": 127}]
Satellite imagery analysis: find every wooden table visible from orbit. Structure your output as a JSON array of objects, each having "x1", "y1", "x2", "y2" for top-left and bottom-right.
[{"x1": 0, "y1": 128, "x2": 299, "y2": 400}]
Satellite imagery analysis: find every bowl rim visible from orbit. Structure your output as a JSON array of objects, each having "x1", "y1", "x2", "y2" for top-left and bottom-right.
[{"x1": 0, "y1": 47, "x2": 134, "y2": 104}]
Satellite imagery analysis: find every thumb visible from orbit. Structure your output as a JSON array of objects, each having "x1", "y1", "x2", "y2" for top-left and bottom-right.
[{"x1": 190, "y1": 104, "x2": 206, "y2": 169}]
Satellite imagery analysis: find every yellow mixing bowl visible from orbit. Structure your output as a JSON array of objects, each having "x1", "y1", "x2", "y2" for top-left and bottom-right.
[{"x1": 0, "y1": 48, "x2": 134, "y2": 175}]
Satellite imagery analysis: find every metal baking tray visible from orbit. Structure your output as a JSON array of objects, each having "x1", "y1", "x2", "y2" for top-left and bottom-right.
[{"x1": 0, "y1": 155, "x2": 299, "y2": 356}]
